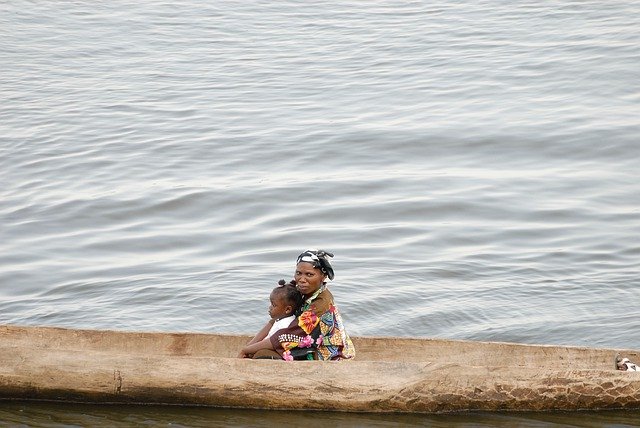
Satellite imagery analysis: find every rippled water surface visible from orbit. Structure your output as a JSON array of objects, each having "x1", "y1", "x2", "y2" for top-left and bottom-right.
[{"x1": 2, "y1": 0, "x2": 640, "y2": 426}]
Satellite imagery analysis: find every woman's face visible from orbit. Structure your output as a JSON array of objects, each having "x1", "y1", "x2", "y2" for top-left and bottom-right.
[{"x1": 294, "y1": 262, "x2": 326, "y2": 298}]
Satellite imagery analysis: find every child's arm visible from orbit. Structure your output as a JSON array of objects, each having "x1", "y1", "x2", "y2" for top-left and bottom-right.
[
  {"x1": 247, "y1": 319, "x2": 275, "y2": 345},
  {"x1": 240, "y1": 336, "x2": 275, "y2": 358},
  {"x1": 238, "y1": 319, "x2": 275, "y2": 358}
]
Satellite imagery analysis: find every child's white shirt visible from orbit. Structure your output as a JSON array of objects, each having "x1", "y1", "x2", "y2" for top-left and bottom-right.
[{"x1": 267, "y1": 314, "x2": 295, "y2": 339}]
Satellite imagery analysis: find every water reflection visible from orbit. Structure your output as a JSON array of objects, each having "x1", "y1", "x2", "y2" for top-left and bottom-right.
[{"x1": 1, "y1": 402, "x2": 639, "y2": 428}]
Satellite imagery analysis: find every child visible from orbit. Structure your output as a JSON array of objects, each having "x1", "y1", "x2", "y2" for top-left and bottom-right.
[{"x1": 238, "y1": 280, "x2": 302, "y2": 359}]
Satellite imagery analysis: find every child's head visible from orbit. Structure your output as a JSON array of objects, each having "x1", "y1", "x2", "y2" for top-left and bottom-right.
[{"x1": 269, "y1": 280, "x2": 303, "y2": 319}]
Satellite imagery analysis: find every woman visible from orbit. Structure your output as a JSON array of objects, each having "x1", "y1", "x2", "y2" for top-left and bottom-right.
[{"x1": 250, "y1": 249, "x2": 355, "y2": 361}]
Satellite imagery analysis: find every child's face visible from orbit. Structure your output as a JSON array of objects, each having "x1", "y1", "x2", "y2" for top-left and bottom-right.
[{"x1": 269, "y1": 289, "x2": 292, "y2": 319}]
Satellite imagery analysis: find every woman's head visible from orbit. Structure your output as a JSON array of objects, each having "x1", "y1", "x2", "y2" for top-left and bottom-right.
[
  {"x1": 269, "y1": 280, "x2": 303, "y2": 319},
  {"x1": 294, "y1": 249, "x2": 334, "y2": 297}
]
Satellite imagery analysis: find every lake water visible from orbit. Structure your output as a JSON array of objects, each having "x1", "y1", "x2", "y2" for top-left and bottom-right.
[{"x1": 1, "y1": 0, "x2": 640, "y2": 426}]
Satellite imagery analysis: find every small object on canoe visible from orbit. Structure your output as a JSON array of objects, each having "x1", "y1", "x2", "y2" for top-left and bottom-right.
[
  {"x1": 1, "y1": 324, "x2": 640, "y2": 413},
  {"x1": 616, "y1": 354, "x2": 639, "y2": 371}
]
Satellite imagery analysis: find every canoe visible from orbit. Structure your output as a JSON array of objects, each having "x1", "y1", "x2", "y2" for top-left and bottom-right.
[{"x1": 1, "y1": 324, "x2": 639, "y2": 413}]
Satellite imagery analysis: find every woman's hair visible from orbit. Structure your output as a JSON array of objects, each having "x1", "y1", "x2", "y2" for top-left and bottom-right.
[
  {"x1": 275, "y1": 279, "x2": 303, "y2": 310},
  {"x1": 296, "y1": 249, "x2": 335, "y2": 280}
]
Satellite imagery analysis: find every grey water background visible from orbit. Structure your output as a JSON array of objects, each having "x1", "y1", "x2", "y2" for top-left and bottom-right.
[{"x1": 1, "y1": 0, "x2": 640, "y2": 426}]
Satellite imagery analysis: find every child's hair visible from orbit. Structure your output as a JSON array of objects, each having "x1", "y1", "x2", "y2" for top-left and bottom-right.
[{"x1": 275, "y1": 279, "x2": 303, "y2": 312}]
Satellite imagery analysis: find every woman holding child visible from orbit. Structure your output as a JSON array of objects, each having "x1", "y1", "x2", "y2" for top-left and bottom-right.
[{"x1": 239, "y1": 249, "x2": 355, "y2": 361}]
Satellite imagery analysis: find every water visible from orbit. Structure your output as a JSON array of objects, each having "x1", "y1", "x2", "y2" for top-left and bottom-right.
[
  {"x1": 2, "y1": 404, "x2": 640, "y2": 428},
  {"x1": 1, "y1": 0, "x2": 640, "y2": 425}
]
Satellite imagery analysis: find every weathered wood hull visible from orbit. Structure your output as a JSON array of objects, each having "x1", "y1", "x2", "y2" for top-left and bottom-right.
[{"x1": 1, "y1": 325, "x2": 639, "y2": 413}]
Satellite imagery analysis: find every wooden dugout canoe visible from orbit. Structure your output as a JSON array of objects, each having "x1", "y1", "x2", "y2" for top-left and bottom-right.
[{"x1": 1, "y1": 324, "x2": 639, "y2": 413}]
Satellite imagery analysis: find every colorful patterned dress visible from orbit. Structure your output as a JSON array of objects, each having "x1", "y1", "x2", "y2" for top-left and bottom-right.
[{"x1": 269, "y1": 284, "x2": 355, "y2": 361}]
